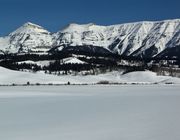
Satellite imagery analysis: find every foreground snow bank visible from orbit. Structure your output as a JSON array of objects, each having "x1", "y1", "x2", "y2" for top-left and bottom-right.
[
  {"x1": 0, "y1": 66, "x2": 180, "y2": 85},
  {"x1": 0, "y1": 85, "x2": 180, "y2": 140}
]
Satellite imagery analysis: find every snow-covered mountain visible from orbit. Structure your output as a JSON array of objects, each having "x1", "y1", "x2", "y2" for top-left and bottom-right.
[
  {"x1": 0, "y1": 22, "x2": 54, "y2": 54},
  {"x1": 0, "y1": 19, "x2": 179, "y2": 58}
]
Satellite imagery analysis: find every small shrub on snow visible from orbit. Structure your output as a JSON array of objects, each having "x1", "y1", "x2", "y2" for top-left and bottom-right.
[{"x1": 97, "y1": 80, "x2": 110, "y2": 84}]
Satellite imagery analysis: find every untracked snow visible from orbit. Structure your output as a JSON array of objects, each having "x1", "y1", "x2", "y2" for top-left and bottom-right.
[
  {"x1": 62, "y1": 57, "x2": 86, "y2": 64},
  {"x1": 0, "y1": 85, "x2": 180, "y2": 140},
  {"x1": 0, "y1": 66, "x2": 180, "y2": 85}
]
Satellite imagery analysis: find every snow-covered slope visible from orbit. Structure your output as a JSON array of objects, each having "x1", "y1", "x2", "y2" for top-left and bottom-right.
[
  {"x1": 0, "y1": 19, "x2": 179, "y2": 57},
  {"x1": 0, "y1": 66, "x2": 179, "y2": 85},
  {"x1": 62, "y1": 57, "x2": 87, "y2": 64},
  {"x1": 0, "y1": 22, "x2": 54, "y2": 53},
  {"x1": 54, "y1": 19, "x2": 180, "y2": 57}
]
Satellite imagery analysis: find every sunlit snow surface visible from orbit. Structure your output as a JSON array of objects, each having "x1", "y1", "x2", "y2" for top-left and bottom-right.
[
  {"x1": 1, "y1": 66, "x2": 180, "y2": 85},
  {"x1": 0, "y1": 85, "x2": 180, "y2": 140}
]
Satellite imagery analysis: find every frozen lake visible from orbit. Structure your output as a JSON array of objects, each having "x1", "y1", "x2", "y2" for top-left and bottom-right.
[{"x1": 0, "y1": 85, "x2": 180, "y2": 140}]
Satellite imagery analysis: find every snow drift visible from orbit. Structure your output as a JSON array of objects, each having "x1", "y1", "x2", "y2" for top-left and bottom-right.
[{"x1": 0, "y1": 66, "x2": 179, "y2": 85}]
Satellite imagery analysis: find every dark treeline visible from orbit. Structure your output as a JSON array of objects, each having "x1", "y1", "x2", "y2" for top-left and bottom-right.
[
  {"x1": 0, "y1": 53, "x2": 71, "y2": 62},
  {"x1": 0, "y1": 49, "x2": 179, "y2": 63},
  {"x1": 0, "y1": 49, "x2": 179, "y2": 77}
]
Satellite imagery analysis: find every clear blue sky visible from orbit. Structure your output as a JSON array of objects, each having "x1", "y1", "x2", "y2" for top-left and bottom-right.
[{"x1": 0, "y1": 0, "x2": 179, "y2": 35}]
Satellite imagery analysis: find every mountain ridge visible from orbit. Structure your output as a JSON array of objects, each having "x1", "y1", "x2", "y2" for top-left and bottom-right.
[{"x1": 0, "y1": 19, "x2": 180, "y2": 58}]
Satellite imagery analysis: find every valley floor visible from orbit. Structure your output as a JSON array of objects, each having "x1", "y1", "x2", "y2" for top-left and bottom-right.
[
  {"x1": 0, "y1": 85, "x2": 180, "y2": 140},
  {"x1": 0, "y1": 66, "x2": 180, "y2": 85}
]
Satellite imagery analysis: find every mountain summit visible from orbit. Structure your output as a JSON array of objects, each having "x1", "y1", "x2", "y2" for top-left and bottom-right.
[
  {"x1": 0, "y1": 22, "x2": 53, "y2": 54},
  {"x1": 10, "y1": 22, "x2": 50, "y2": 36},
  {"x1": 0, "y1": 19, "x2": 179, "y2": 58}
]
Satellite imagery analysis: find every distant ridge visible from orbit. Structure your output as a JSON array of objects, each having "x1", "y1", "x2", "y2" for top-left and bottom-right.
[{"x1": 0, "y1": 19, "x2": 179, "y2": 58}]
